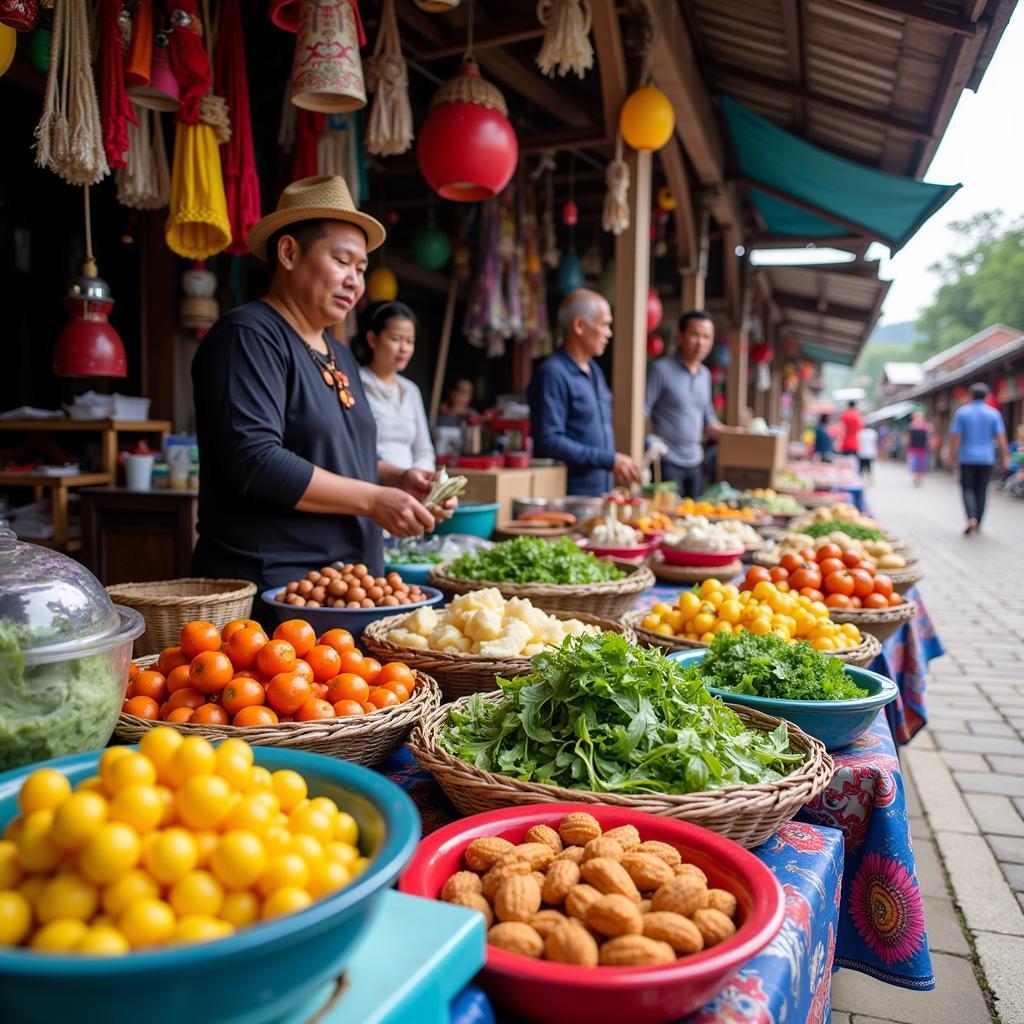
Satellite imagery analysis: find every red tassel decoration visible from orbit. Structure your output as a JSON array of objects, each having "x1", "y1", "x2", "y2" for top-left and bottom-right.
[{"x1": 99, "y1": 0, "x2": 135, "y2": 168}]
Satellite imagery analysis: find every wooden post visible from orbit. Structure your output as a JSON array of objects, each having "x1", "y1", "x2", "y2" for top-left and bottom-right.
[
  {"x1": 726, "y1": 322, "x2": 749, "y2": 426},
  {"x1": 790, "y1": 382, "x2": 805, "y2": 442},
  {"x1": 139, "y1": 211, "x2": 177, "y2": 423},
  {"x1": 428, "y1": 276, "x2": 459, "y2": 425},
  {"x1": 612, "y1": 147, "x2": 653, "y2": 463},
  {"x1": 681, "y1": 208, "x2": 709, "y2": 311}
]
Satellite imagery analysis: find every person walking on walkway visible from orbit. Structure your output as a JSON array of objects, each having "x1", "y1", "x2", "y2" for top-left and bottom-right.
[
  {"x1": 812, "y1": 413, "x2": 835, "y2": 463},
  {"x1": 906, "y1": 410, "x2": 932, "y2": 486},
  {"x1": 857, "y1": 424, "x2": 878, "y2": 481},
  {"x1": 948, "y1": 382, "x2": 1011, "y2": 534},
  {"x1": 838, "y1": 400, "x2": 863, "y2": 460},
  {"x1": 528, "y1": 289, "x2": 641, "y2": 496}
]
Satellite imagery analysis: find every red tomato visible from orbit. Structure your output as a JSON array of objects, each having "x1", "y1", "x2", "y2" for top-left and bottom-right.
[
  {"x1": 841, "y1": 550, "x2": 862, "y2": 568},
  {"x1": 745, "y1": 566, "x2": 772, "y2": 586},
  {"x1": 849, "y1": 596, "x2": 862, "y2": 608},
  {"x1": 873, "y1": 574, "x2": 894, "y2": 598},
  {"x1": 816, "y1": 543, "x2": 842, "y2": 561},
  {"x1": 864, "y1": 592, "x2": 889, "y2": 609},
  {"x1": 825, "y1": 593, "x2": 852, "y2": 608},
  {"x1": 799, "y1": 587, "x2": 825, "y2": 603},
  {"x1": 817, "y1": 557, "x2": 845, "y2": 579},
  {"x1": 779, "y1": 553, "x2": 804, "y2": 574},
  {"x1": 849, "y1": 568, "x2": 875, "y2": 599},
  {"x1": 824, "y1": 570, "x2": 855, "y2": 597},
  {"x1": 888, "y1": 592, "x2": 904, "y2": 606},
  {"x1": 789, "y1": 566, "x2": 822, "y2": 592},
  {"x1": 769, "y1": 567, "x2": 790, "y2": 583}
]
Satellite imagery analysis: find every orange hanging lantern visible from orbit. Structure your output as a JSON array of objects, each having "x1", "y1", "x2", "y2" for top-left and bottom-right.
[{"x1": 619, "y1": 83, "x2": 674, "y2": 152}]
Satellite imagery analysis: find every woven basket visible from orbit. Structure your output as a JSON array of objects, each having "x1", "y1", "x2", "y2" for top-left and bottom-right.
[
  {"x1": 887, "y1": 564, "x2": 923, "y2": 595},
  {"x1": 106, "y1": 578, "x2": 257, "y2": 657},
  {"x1": 493, "y1": 522, "x2": 578, "y2": 541},
  {"x1": 361, "y1": 610, "x2": 635, "y2": 702},
  {"x1": 117, "y1": 657, "x2": 441, "y2": 766},
  {"x1": 408, "y1": 695, "x2": 835, "y2": 849},
  {"x1": 826, "y1": 599, "x2": 917, "y2": 643},
  {"x1": 650, "y1": 555, "x2": 745, "y2": 585},
  {"x1": 623, "y1": 610, "x2": 882, "y2": 668},
  {"x1": 427, "y1": 560, "x2": 655, "y2": 620}
]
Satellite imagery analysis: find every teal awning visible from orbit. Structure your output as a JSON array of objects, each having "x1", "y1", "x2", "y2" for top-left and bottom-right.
[
  {"x1": 721, "y1": 95, "x2": 960, "y2": 253},
  {"x1": 799, "y1": 342, "x2": 857, "y2": 367}
]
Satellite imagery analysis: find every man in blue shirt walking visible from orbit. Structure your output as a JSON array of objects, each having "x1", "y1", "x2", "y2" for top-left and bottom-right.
[
  {"x1": 948, "y1": 382, "x2": 1010, "y2": 534},
  {"x1": 528, "y1": 290, "x2": 641, "y2": 495}
]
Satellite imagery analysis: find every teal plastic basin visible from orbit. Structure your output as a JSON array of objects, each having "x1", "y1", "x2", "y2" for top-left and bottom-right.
[
  {"x1": 667, "y1": 650, "x2": 899, "y2": 751},
  {"x1": 432, "y1": 502, "x2": 501, "y2": 539},
  {"x1": 0, "y1": 747, "x2": 420, "y2": 1024}
]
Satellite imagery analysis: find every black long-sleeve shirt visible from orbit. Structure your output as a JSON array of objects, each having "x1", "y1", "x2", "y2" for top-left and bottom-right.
[{"x1": 191, "y1": 300, "x2": 383, "y2": 593}]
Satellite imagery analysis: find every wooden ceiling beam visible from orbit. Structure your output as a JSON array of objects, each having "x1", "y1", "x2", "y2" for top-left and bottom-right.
[
  {"x1": 589, "y1": 0, "x2": 628, "y2": 144},
  {"x1": 415, "y1": 16, "x2": 547, "y2": 60},
  {"x1": 850, "y1": 0, "x2": 980, "y2": 37},
  {"x1": 657, "y1": 137, "x2": 698, "y2": 272},
  {"x1": 781, "y1": 0, "x2": 806, "y2": 133},
  {"x1": 709, "y1": 62, "x2": 933, "y2": 140}
]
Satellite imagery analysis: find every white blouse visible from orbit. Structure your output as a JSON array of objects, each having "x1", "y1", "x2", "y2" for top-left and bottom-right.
[{"x1": 358, "y1": 368, "x2": 436, "y2": 472}]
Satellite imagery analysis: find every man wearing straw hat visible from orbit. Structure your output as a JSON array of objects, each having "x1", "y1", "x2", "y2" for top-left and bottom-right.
[{"x1": 191, "y1": 175, "x2": 454, "y2": 600}]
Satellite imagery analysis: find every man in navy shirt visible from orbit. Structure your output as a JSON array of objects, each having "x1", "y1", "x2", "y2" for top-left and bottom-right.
[
  {"x1": 528, "y1": 290, "x2": 641, "y2": 495},
  {"x1": 948, "y1": 382, "x2": 1010, "y2": 534}
]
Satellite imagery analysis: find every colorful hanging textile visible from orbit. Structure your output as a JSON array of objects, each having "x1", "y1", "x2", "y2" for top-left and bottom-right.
[
  {"x1": 98, "y1": 0, "x2": 134, "y2": 169},
  {"x1": 293, "y1": 109, "x2": 326, "y2": 180},
  {"x1": 268, "y1": 0, "x2": 366, "y2": 45},
  {"x1": 168, "y1": 0, "x2": 211, "y2": 126},
  {"x1": 117, "y1": 103, "x2": 170, "y2": 209}
]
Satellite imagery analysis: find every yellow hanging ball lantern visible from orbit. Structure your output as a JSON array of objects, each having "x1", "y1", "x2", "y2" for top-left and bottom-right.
[
  {"x1": 619, "y1": 84, "x2": 675, "y2": 152},
  {"x1": 367, "y1": 267, "x2": 398, "y2": 303},
  {"x1": 657, "y1": 186, "x2": 676, "y2": 212},
  {"x1": 0, "y1": 26, "x2": 15, "y2": 79}
]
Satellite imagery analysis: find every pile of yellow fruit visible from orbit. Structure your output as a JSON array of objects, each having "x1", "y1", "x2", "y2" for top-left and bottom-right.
[
  {"x1": 640, "y1": 578, "x2": 863, "y2": 651},
  {"x1": 674, "y1": 499, "x2": 759, "y2": 521},
  {"x1": 0, "y1": 730, "x2": 366, "y2": 954}
]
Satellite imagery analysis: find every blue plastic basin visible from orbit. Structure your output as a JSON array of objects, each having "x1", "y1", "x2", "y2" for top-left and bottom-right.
[
  {"x1": 382, "y1": 561, "x2": 435, "y2": 587},
  {"x1": 0, "y1": 747, "x2": 420, "y2": 1024},
  {"x1": 432, "y1": 502, "x2": 501, "y2": 539},
  {"x1": 260, "y1": 585, "x2": 443, "y2": 642},
  {"x1": 667, "y1": 650, "x2": 899, "y2": 751}
]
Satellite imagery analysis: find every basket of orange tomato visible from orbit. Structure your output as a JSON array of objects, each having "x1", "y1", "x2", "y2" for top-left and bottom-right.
[{"x1": 116, "y1": 617, "x2": 441, "y2": 765}]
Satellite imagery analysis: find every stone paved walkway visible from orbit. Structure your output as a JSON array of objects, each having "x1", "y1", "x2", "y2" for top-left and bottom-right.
[{"x1": 831, "y1": 458, "x2": 1024, "y2": 1024}]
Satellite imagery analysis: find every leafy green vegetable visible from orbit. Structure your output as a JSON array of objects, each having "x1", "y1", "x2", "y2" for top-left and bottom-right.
[
  {"x1": 802, "y1": 521, "x2": 886, "y2": 541},
  {"x1": 445, "y1": 536, "x2": 625, "y2": 585},
  {"x1": 684, "y1": 631, "x2": 868, "y2": 701},
  {"x1": 439, "y1": 633, "x2": 804, "y2": 793},
  {"x1": 388, "y1": 551, "x2": 443, "y2": 565}
]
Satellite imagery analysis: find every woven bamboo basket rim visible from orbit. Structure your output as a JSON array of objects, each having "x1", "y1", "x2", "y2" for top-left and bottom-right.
[
  {"x1": 117, "y1": 656, "x2": 441, "y2": 747},
  {"x1": 887, "y1": 564, "x2": 924, "y2": 589},
  {"x1": 825, "y1": 599, "x2": 917, "y2": 627},
  {"x1": 649, "y1": 555, "x2": 744, "y2": 585},
  {"x1": 105, "y1": 578, "x2": 257, "y2": 607},
  {"x1": 408, "y1": 693, "x2": 835, "y2": 848},
  {"x1": 361, "y1": 607, "x2": 633, "y2": 672},
  {"x1": 493, "y1": 521, "x2": 578, "y2": 541},
  {"x1": 427, "y1": 559, "x2": 656, "y2": 601},
  {"x1": 622, "y1": 610, "x2": 880, "y2": 665},
  {"x1": 752, "y1": 548, "x2": 918, "y2": 571}
]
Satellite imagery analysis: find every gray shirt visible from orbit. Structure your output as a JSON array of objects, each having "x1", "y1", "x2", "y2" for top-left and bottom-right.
[{"x1": 644, "y1": 355, "x2": 715, "y2": 467}]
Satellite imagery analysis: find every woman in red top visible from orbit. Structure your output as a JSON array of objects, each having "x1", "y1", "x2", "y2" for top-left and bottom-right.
[{"x1": 839, "y1": 401, "x2": 864, "y2": 456}]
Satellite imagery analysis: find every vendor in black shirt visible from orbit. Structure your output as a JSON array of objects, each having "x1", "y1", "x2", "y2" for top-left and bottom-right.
[{"x1": 192, "y1": 176, "x2": 450, "y2": 596}]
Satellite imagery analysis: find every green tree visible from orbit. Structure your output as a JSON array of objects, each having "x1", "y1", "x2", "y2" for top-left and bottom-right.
[{"x1": 915, "y1": 211, "x2": 1024, "y2": 358}]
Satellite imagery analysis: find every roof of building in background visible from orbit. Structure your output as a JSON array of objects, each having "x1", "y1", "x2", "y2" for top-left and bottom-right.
[
  {"x1": 866, "y1": 400, "x2": 918, "y2": 425},
  {"x1": 882, "y1": 363, "x2": 925, "y2": 386},
  {"x1": 920, "y1": 324, "x2": 1024, "y2": 373},
  {"x1": 903, "y1": 325, "x2": 1024, "y2": 400}
]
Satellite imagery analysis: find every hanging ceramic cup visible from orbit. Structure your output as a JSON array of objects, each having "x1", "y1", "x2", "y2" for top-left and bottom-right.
[
  {"x1": 290, "y1": 0, "x2": 366, "y2": 113},
  {"x1": 0, "y1": 0, "x2": 37, "y2": 32}
]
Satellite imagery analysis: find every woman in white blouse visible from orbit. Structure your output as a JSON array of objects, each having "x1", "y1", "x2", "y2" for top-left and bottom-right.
[{"x1": 358, "y1": 302, "x2": 435, "y2": 472}]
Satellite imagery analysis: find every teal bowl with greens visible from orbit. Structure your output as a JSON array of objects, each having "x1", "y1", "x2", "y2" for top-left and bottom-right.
[{"x1": 667, "y1": 651, "x2": 899, "y2": 751}]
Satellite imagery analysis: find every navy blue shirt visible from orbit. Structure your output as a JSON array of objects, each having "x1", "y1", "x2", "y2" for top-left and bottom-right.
[
  {"x1": 528, "y1": 347, "x2": 615, "y2": 495},
  {"x1": 191, "y1": 301, "x2": 383, "y2": 593}
]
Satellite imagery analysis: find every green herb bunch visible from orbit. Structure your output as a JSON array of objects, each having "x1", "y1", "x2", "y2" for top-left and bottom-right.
[
  {"x1": 684, "y1": 631, "x2": 868, "y2": 701},
  {"x1": 801, "y1": 521, "x2": 886, "y2": 541},
  {"x1": 440, "y1": 633, "x2": 804, "y2": 793},
  {"x1": 445, "y1": 536, "x2": 626, "y2": 585}
]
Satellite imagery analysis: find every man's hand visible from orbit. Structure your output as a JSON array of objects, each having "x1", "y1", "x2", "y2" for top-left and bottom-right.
[
  {"x1": 399, "y1": 468, "x2": 457, "y2": 521},
  {"x1": 370, "y1": 487, "x2": 436, "y2": 537},
  {"x1": 612, "y1": 452, "x2": 642, "y2": 486}
]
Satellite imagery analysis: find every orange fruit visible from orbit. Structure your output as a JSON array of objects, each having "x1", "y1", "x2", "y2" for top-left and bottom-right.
[
  {"x1": 166, "y1": 664, "x2": 194, "y2": 694},
  {"x1": 124, "y1": 696, "x2": 160, "y2": 720},
  {"x1": 129, "y1": 662, "x2": 139, "y2": 682},
  {"x1": 266, "y1": 673, "x2": 312, "y2": 715},
  {"x1": 179, "y1": 621, "x2": 222, "y2": 660},
  {"x1": 332, "y1": 699, "x2": 365, "y2": 717},
  {"x1": 191, "y1": 703, "x2": 230, "y2": 726},
  {"x1": 221, "y1": 619, "x2": 262, "y2": 642},
  {"x1": 220, "y1": 677, "x2": 266, "y2": 717},
  {"x1": 336, "y1": 649, "x2": 365, "y2": 678},
  {"x1": 256, "y1": 639, "x2": 297, "y2": 677},
  {"x1": 188, "y1": 652, "x2": 234, "y2": 695},
  {"x1": 360, "y1": 658, "x2": 382, "y2": 684},
  {"x1": 376, "y1": 662, "x2": 414, "y2": 688},
  {"x1": 381, "y1": 681, "x2": 411, "y2": 703},
  {"x1": 157, "y1": 646, "x2": 190, "y2": 676},
  {"x1": 134, "y1": 671, "x2": 168, "y2": 704},
  {"x1": 359, "y1": 701, "x2": 376, "y2": 715},
  {"x1": 367, "y1": 688, "x2": 399, "y2": 710},
  {"x1": 224, "y1": 627, "x2": 268, "y2": 671},
  {"x1": 273, "y1": 620, "x2": 317, "y2": 658},
  {"x1": 318, "y1": 629, "x2": 355, "y2": 657},
  {"x1": 233, "y1": 706, "x2": 279, "y2": 727},
  {"x1": 311, "y1": 683, "x2": 329, "y2": 701},
  {"x1": 166, "y1": 707, "x2": 195, "y2": 723},
  {"x1": 165, "y1": 688, "x2": 206, "y2": 712},
  {"x1": 304, "y1": 645, "x2": 342, "y2": 683},
  {"x1": 292, "y1": 660, "x2": 314, "y2": 684},
  {"x1": 295, "y1": 698, "x2": 335, "y2": 722},
  {"x1": 326, "y1": 673, "x2": 369, "y2": 706}
]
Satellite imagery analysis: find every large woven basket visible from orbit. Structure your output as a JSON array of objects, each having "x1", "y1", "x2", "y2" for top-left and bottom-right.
[
  {"x1": 623, "y1": 610, "x2": 882, "y2": 668},
  {"x1": 650, "y1": 555, "x2": 745, "y2": 585},
  {"x1": 105, "y1": 578, "x2": 257, "y2": 657},
  {"x1": 427, "y1": 560, "x2": 655, "y2": 620},
  {"x1": 888, "y1": 563, "x2": 924, "y2": 595},
  {"x1": 408, "y1": 695, "x2": 834, "y2": 849},
  {"x1": 116, "y1": 657, "x2": 441, "y2": 766},
  {"x1": 493, "y1": 521, "x2": 578, "y2": 541},
  {"x1": 826, "y1": 599, "x2": 917, "y2": 644},
  {"x1": 361, "y1": 610, "x2": 635, "y2": 702}
]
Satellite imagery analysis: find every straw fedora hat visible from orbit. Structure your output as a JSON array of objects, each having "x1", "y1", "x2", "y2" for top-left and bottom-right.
[{"x1": 246, "y1": 175, "x2": 386, "y2": 262}]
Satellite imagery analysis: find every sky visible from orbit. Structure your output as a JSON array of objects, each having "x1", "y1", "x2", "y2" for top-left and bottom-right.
[{"x1": 870, "y1": 5, "x2": 1024, "y2": 325}]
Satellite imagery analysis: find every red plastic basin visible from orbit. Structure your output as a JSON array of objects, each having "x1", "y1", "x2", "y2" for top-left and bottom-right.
[
  {"x1": 660, "y1": 546, "x2": 745, "y2": 568},
  {"x1": 398, "y1": 803, "x2": 785, "y2": 1024},
  {"x1": 582, "y1": 539, "x2": 660, "y2": 561}
]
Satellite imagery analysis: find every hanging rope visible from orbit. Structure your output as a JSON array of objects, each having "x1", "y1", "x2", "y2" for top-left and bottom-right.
[
  {"x1": 35, "y1": 0, "x2": 109, "y2": 185},
  {"x1": 365, "y1": 0, "x2": 412, "y2": 156},
  {"x1": 198, "y1": 0, "x2": 232, "y2": 144},
  {"x1": 602, "y1": 134, "x2": 630, "y2": 236},
  {"x1": 535, "y1": 0, "x2": 593, "y2": 79},
  {"x1": 82, "y1": 185, "x2": 97, "y2": 276},
  {"x1": 117, "y1": 103, "x2": 171, "y2": 209}
]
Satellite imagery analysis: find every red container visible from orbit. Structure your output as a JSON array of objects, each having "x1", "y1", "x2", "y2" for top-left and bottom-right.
[
  {"x1": 458, "y1": 455, "x2": 503, "y2": 471},
  {"x1": 399, "y1": 803, "x2": 784, "y2": 1024},
  {"x1": 660, "y1": 546, "x2": 745, "y2": 568},
  {"x1": 582, "y1": 540, "x2": 659, "y2": 561},
  {"x1": 503, "y1": 452, "x2": 531, "y2": 469}
]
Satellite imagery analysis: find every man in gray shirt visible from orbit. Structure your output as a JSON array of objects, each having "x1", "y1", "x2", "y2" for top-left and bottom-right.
[{"x1": 644, "y1": 310, "x2": 732, "y2": 497}]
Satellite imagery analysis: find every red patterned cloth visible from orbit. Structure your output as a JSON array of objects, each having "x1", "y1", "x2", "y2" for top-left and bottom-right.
[
  {"x1": 98, "y1": 0, "x2": 135, "y2": 168},
  {"x1": 168, "y1": 0, "x2": 211, "y2": 124}
]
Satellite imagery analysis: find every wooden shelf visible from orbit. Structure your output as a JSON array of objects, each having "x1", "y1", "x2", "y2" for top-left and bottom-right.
[
  {"x1": 0, "y1": 472, "x2": 112, "y2": 488},
  {"x1": 0, "y1": 419, "x2": 172, "y2": 433}
]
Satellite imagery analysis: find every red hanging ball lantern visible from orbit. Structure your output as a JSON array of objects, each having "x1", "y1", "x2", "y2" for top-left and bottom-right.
[
  {"x1": 646, "y1": 333, "x2": 665, "y2": 359},
  {"x1": 646, "y1": 288, "x2": 662, "y2": 333},
  {"x1": 710, "y1": 364, "x2": 726, "y2": 384},
  {"x1": 561, "y1": 200, "x2": 578, "y2": 226},
  {"x1": 53, "y1": 264, "x2": 127, "y2": 378},
  {"x1": 751, "y1": 343, "x2": 774, "y2": 364},
  {"x1": 417, "y1": 60, "x2": 518, "y2": 202}
]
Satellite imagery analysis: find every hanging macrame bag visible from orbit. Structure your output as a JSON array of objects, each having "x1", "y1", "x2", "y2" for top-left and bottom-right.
[{"x1": 365, "y1": 0, "x2": 411, "y2": 156}]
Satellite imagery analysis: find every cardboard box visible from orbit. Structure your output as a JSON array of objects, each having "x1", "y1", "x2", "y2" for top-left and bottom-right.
[
  {"x1": 460, "y1": 466, "x2": 567, "y2": 520},
  {"x1": 716, "y1": 433, "x2": 788, "y2": 486}
]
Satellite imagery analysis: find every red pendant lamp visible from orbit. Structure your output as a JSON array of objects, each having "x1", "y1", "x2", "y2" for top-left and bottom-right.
[{"x1": 53, "y1": 186, "x2": 127, "y2": 378}]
